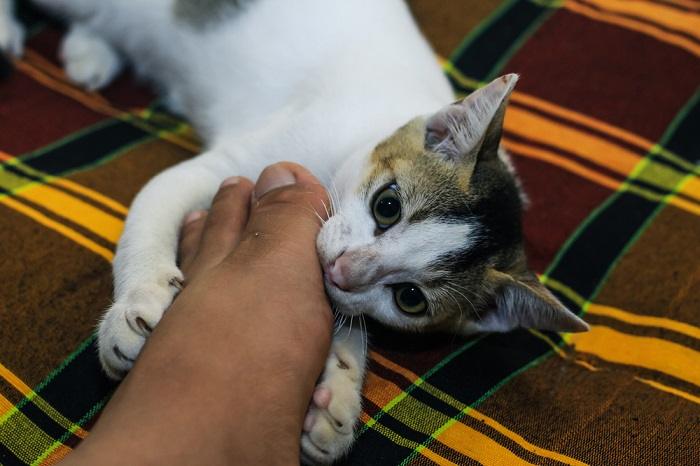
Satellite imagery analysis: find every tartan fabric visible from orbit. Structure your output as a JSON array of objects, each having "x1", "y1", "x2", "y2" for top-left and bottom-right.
[{"x1": 1, "y1": 1, "x2": 699, "y2": 464}]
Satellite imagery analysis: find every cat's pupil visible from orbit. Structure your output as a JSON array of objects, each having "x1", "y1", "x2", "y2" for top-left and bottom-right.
[
  {"x1": 377, "y1": 197, "x2": 399, "y2": 218},
  {"x1": 372, "y1": 184, "x2": 401, "y2": 229},
  {"x1": 400, "y1": 286, "x2": 422, "y2": 306},
  {"x1": 394, "y1": 284, "x2": 427, "y2": 315}
]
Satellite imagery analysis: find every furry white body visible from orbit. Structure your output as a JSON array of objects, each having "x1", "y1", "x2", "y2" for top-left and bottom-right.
[{"x1": 2, "y1": 0, "x2": 453, "y2": 461}]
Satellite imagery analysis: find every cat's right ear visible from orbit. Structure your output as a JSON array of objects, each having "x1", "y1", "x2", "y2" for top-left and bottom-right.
[{"x1": 425, "y1": 74, "x2": 518, "y2": 169}]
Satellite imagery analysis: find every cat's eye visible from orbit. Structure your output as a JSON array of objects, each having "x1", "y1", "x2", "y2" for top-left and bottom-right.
[
  {"x1": 393, "y1": 284, "x2": 427, "y2": 315},
  {"x1": 372, "y1": 183, "x2": 401, "y2": 229}
]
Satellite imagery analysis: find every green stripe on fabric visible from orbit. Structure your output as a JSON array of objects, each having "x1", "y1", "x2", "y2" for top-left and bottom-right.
[
  {"x1": 574, "y1": 88, "x2": 700, "y2": 303},
  {"x1": 484, "y1": 5, "x2": 559, "y2": 81},
  {"x1": 0, "y1": 409, "x2": 57, "y2": 465},
  {"x1": 359, "y1": 335, "x2": 486, "y2": 435},
  {"x1": 31, "y1": 397, "x2": 108, "y2": 466},
  {"x1": 448, "y1": 0, "x2": 520, "y2": 64},
  {"x1": 399, "y1": 351, "x2": 557, "y2": 466}
]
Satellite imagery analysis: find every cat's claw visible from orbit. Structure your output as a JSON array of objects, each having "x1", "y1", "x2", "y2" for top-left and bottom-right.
[
  {"x1": 0, "y1": 14, "x2": 24, "y2": 57},
  {"x1": 60, "y1": 27, "x2": 122, "y2": 91},
  {"x1": 97, "y1": 270, "x2": 183, "y2": 379},
  {"x1": 301, "y1": 351, "x2": 363, "y2": 465}
]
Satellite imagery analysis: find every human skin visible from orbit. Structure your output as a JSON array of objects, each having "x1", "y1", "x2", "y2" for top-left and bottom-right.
[{"x1": 62, "y1": 162, "x2": 333, "y2": 465}]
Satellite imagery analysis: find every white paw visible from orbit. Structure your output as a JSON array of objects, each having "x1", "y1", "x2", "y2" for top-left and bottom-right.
[
  {"x1": 97, "y1": 270, "x2": 183, "y2": 379},
  {"x1": 301, "y1": 351, "x2": 363, "y2": 465},
  {"x1": 0, "y1": 15, "x2": 24, "y2": 57},
  {"x1": 60, "y1": 29, "x2": 121, "y2": 90}
]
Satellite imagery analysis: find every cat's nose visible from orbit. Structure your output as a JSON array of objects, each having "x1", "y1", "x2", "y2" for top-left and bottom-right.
[{"x1": 325, "y1": 255, "x2": 352, "y2": 291}]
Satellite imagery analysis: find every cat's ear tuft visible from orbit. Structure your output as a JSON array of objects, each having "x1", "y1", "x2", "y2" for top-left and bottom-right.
[
  {"x1": 425, "y1": 74, "x2": 518, "y2": 164},
  {"x1": 467, "y1": 268, "x2": 589, "y2": 334}
]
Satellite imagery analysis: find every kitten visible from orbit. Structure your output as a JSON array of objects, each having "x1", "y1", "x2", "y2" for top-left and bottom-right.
[{"x1": 1, "y1": 1, "x2": 588, "y2": 463}]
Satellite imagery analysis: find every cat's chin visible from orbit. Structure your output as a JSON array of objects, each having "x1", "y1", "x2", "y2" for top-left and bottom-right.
[{"x1": 323, "y1": 278, "x2": 367, "y2": 318}]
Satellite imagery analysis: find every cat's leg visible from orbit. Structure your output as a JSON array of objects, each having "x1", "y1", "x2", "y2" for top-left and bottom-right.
[
  {"x1": 98, "y1": 152, "x2": 235, "y2": 379},
  {"x1": 0, "y1": 0, "x2": 24, "y2": 56},
  {"x1": 301, "y1": 322, "x2": 367, "y2": 464},
  {"x1": 60, "y1": 23, "x2": 122, "y2": 90}
]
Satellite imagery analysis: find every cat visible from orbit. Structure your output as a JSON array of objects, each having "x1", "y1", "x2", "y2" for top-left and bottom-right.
[{"x1": 1, "y1": 0, "x2": 589, "y2": 463}]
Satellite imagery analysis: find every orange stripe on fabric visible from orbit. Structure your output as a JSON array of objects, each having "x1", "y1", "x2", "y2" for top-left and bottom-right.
[
  {"x1": 38, "y1": 445, "x2": 73, "y2": 466},
  {"x1": 17, "y1": 50, "x2": 200, "y2": 154},
  {"x1": 435, "y1": 420, "x2": 537, "y2": 466},
  {"x1": 420, "y1": 447, "x2": 460, "y2": 466},
  {"x1": 0, "y1": 392, "x2": 14, "y2": 417},
  {"x1": 0, "y1": 197, "x2": 113, "y2": 261},
  {"x1": 582, "y1": 0, "x2": 700, "y2": 41},
  {"x1": 366, "y1": 368, "x2": 587, "y2": 466},
  {"x1": 635, "y1": 377, "x2": 700, "y2": 405},
  {"x1": 0, "y1": 363, "x2": 88, "y2": 439},
  {"x1": 509, "y1": 93, "x2": 655, "y2": 153},
  {"x1": 586, "y1": 304, "x2": 700, "y2": 340},
  {"x1": 18, "y1": 184, "x2": 123, "y2": 244},
  {"x1": 370, "y1": 351, "x2": 420, "y2": 381},
  {"x1": 505, "y1": 106, "x2": 641, "y2": 176},
  {"x1": 567, "y1": 325, "x2": 700, "y2": 387},
  {"x1": 564, "y1": 1, "x2": 700, "y2": 57},
  {"x1": 502, "y1": 138, "x2": 623, "y2": 190},
  {"x1": 365, "y1": 372, "x2": 535, "y2": 465}
]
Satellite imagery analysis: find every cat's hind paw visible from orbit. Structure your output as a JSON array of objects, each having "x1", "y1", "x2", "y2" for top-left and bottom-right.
[
  {"x1": 97, "y1": 271, "x2": 183, "y2": 379},
  {"x1": 301, "y1": 351, "x2": 363, "y2": 465},
  {"x1": 60, "y1": 27, "x2": 122, "y2": 91},
  {"x1": 0, "y1": 14, "x2": 24, "y2": 57}
]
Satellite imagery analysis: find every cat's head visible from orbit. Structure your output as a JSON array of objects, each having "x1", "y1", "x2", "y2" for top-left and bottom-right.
[{"x1": 317, "y1": 74, "x2": 588, "y2": 335}]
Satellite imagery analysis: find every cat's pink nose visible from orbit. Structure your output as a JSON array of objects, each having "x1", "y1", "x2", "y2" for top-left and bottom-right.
[{"x1": 325, "y1": 255, "x2": 352, "y2": 291}]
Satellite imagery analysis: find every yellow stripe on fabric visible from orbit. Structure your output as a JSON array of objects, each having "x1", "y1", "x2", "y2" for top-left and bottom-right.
[
  {"x1": 505, "y1": 106, "x2": 640, "y2": 176},
  {"x1": 564, "y1": 0, "x2": 700, "y2": 57},
  {"x1": 545, "y1": 277, "x2": 700, "y2": 341},
  {"x1": 0, "y1": 363, "x2": 88, "y2": 439},
  {"x1": 365, "y1": 373, "x2": 537, "y2": 466},
  {"x1": 505, "y1": 106, "x2": 700, "y2": 205},
  {"x1": 367, "y1": 361, "x2": 588, "y2": 466},
  {"x1": 442, "y1": 62, "x2": 700, "y2": 177},
  {"x1": 582, "y1": 0, "x2": 700, "y2": 41},
  {"x1": 566, "y1": 325, "x2": 700, "y2": 387},
  {"x1": 49, "y1": 179, "x2": 127, "y2": 216},
  {"x1": 587, "y1": 304, "x2": 700, "y2": 341},
  {"x1": 0, "y1": 409, "x2": 58, "y2": 464},
  {"x1": 419, "y1": 447, "x2": 460, "y2": 466},
  {"x1": 0, "y1": 197, "x2": 113, "y2": 261},
  {"x1": 18, "y1": 50, "x2": 200, "y2": 154},
  {"x1": 17, "y1": 184, "x2": 123, "y2": 244},
  {"x1": 635, "y1": 377, "x2": 700, "y2": 405}
]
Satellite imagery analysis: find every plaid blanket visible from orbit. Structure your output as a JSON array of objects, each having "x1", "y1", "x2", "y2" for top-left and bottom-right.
[{"x1": 1, "y1": 1, "x2": 699, "y2": 465}]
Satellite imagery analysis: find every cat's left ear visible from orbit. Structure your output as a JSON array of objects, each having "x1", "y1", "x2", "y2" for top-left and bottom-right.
[
  {"x1": 466, "y1": 268, "x2": 590, "y2": 334},
  {"x1": 425, "y1": 74, "x2": 518, "y2": 166}
]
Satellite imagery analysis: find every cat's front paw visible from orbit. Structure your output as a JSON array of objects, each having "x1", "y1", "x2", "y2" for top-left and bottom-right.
[
  {"x1": 97, "y1": 271, "x2": 183, "y2": 379},
  {"x1": 301, "y1": 351, "x2": 363, "y2": 465},
  {"x1": 0, "y1": 14, "x2": 24, "y2": 57},
  {"x1": 60, "y1": 28, "x2": 122, "y2": 91}
]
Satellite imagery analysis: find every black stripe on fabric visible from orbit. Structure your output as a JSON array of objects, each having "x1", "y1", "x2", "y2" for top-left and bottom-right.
[
  {"x1": 507, "y1": 101, "x2": 650, "y2": 159},
  {"x1": 8, "y1": 402, "x2": 66, "y2": 447},
  {"x1": 0, "y1": 441, "x2": 26, "y2": 466},
  {"x1": 31, "y1": 339, "x2": 117, "y2": 425},
  {"x1": 547, "y1": 190, "x2": 658, "y2": 298},
  {"x1": 504, "y1": 131, "x2": 627, "y2": 182},
  {"x1": 22, "y1": 120, "x2": 150, "y2": 175},
  {"x1": 426, "y1": 330, "x2": 552, "y2": 405},
  {"x1": 665, "y1": 95, "x2": 700, "y2": 163},
  {"x1": 451, "y1": 1, "x2": 548, "y2": 82},
  {"x1": 1, "y1": 165, "x2": 126, "y2": 219},
  {"x1": 340, "y1": 423, "x2": 415, "y2": 466}
]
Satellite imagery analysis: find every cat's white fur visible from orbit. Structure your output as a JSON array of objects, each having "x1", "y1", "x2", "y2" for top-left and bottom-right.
[{"x1": 1, "y1": 0, "x2": 457, "y2": 462}]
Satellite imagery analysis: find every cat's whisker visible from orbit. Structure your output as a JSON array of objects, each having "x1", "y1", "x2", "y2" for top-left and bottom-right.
[
  {"x1": 447, "y1": 283, "x2": 480, "y2": 320},
  {"x1": 346, "y1": 315, "x2": 354, "y2": 340}
]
